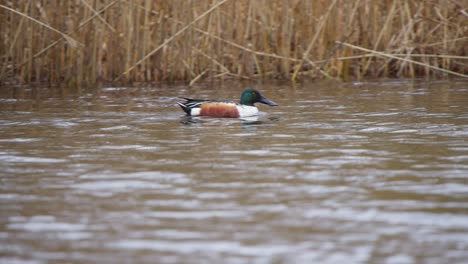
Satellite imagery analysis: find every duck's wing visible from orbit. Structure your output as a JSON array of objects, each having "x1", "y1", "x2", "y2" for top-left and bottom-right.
[
  {"x1": 177, "y1": 97, "x2": 238, "y2": 116},
  {"x1": 177, "y1": 97, "x2": 212, "y2": 115},
  {"x1": 179, "y1": 97, "x2": 208, "y2": 104}
]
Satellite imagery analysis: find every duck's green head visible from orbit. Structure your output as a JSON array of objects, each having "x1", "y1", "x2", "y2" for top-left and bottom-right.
[{"x1": 240, "y1": 88, "x2": 278, "y2": 107}]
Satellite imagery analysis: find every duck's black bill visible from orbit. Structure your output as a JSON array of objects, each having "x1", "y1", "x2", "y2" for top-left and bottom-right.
[{"x1": 259, "y1": 96, "x2": 278, "y2": 106}]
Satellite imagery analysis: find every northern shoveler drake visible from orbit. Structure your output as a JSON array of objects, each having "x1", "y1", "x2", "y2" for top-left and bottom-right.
[{"x1": 177, "y1": 88, "x2": 278, "y2": 118}]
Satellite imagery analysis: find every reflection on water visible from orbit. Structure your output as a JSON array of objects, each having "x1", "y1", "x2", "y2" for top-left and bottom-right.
[
  {"x1": 180, "y1": 115, "x2": 279, "y2": 126},
  {"x1": 1, "y1": 80, "x2": 468, "y2": 263}
]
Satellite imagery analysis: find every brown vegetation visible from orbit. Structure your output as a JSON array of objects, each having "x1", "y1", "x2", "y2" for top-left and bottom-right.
[{"x1": 1, "y1": 0, "x2": 467, "y2": 86}]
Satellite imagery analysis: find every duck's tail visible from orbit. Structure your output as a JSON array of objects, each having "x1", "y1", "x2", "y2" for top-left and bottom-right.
[
  {"x1": 177, "y1": 97, "x2": 206, "y2": 116},
  {"x1": 177, "y1": 102, "x2": 191, "y2": 115}
]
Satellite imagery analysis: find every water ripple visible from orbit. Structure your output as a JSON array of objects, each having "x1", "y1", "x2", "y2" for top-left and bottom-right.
[{"x1": 1, "y1": 81, "x2": 468, "y2": 263}]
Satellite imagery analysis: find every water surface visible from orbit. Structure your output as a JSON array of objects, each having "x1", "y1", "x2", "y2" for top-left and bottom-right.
[{"x1": 1, "y1": 80, "x2": 468, "y2": 263}]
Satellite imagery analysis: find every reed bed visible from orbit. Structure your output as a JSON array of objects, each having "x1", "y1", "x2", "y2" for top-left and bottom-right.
[{"x1": 1, "y1": 0, "x2": 467, "y2": 86}]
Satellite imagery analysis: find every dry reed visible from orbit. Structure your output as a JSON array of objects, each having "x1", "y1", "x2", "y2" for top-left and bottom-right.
[{"x1": 1, "y1": 0, "x2": 467, "y2": 86}]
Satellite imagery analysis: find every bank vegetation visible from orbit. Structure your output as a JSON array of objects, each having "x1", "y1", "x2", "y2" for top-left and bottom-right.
[{"x1": 1, "y1": 0, "x2": 467, "y2": 86}]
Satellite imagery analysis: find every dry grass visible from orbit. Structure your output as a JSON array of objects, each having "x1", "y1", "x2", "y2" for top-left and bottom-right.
[{"x1": 1, "y1": 0, "x2": 467, "y2": 86}]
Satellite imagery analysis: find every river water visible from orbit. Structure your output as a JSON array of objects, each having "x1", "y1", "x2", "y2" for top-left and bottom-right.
[{"x1": 1, "y1": 80, "x2": 468, "y2": 263}]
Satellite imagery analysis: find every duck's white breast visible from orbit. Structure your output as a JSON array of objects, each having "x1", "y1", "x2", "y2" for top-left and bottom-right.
[{"x1": 236, "y1": 105, "x2": 258, "y2": 117}]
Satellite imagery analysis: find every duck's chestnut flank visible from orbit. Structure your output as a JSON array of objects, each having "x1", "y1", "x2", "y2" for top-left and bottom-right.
[{"x1": 199, "y1": 103, "x2": 240, "y2": 118}]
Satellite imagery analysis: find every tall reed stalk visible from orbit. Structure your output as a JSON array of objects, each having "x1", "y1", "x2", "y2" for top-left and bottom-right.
[{"x1": 1, "y1": 0, "x2": 467, "y2": 86}]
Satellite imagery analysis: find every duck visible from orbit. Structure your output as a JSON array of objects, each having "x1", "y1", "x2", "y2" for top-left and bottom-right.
[{"x1": 177, "y1": 88, "x2": 278, "y2": 118}]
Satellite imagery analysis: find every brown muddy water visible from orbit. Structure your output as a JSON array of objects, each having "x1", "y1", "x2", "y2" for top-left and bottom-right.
[{"x1": 1, "y1": 80, "x2": 468, "y2": 263}]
